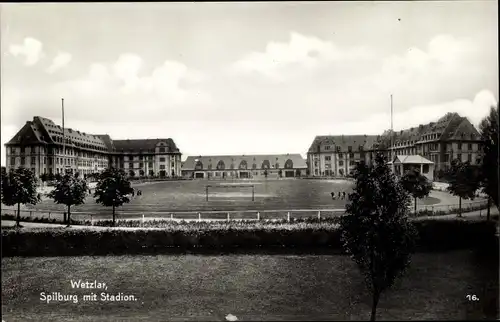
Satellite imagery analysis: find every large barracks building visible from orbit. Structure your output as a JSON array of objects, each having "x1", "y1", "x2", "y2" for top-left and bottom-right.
[{"x1": 4, "y1": 116, "x2": 182, "y2": 178}]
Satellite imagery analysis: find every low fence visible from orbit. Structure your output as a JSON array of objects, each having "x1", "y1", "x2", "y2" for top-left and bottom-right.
[
  {"x1": 0, "y1": 208, "x2": 345, "y2": 223},
  {"x1": 1, "y1": 199, "x2": 491, "y2": 225}
]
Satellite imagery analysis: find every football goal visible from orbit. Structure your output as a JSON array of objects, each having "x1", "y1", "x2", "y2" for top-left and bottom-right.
[{"x1": 205, "y1": 184, "x2": 255, "y2": 202}]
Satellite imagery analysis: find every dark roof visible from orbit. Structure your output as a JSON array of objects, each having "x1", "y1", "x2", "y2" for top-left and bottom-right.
[
  {"x1": 379, "y1": 112, "x2": 481, "y2": 145},
  {"x1": 5, "y1": 116, "x2": 182, "y2": 154},
  {"x1": 307, "y1": 135, "x2": 379, "y2": 153},
  {"x1": 5, "y1": 121, "x2": 46, "y2": 145},
  {"x1": 112, "y1": 139, "x2": 180, "y2": 153},
  {"x1": 182, "y1": 154, "x2": 307, "y2": 170}
]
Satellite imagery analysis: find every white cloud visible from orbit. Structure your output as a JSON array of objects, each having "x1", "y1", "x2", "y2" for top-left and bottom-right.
[
  {"x1": 374, "y1": 34, "x2": 478, "y2": 93},
  {"x1": 46, "y1": 54, "x2": 211, "y2": 122},
  {"x1": 317, "y1": 90, "x2": 498, "y2": 136},
  {"x1": 46, "y1": 52, "x2": 72, "y2": 74},
  {"x1": 8, "y1": 37, "x2": 44, "y2": 66},
  {"x1": 231, "y1": 32, "x2": 376, "y2": 82}
]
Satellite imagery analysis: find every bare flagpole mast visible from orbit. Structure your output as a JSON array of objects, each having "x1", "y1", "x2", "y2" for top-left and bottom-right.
[
  {"x1": 390, "y1": 94, "x2": 393, "y2": 161},
  {"x1": 62, "y1": 98, "x2": 65, "y2": 173}
]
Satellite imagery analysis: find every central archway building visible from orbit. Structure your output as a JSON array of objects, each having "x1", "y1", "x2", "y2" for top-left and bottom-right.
[{"x1": 181, "y1": 154, "x2": 307, "y2": 179}]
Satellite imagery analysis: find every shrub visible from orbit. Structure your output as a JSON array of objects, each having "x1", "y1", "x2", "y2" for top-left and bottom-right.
[{"x1": 2, "y1": 219, "x2": 496, "y2": 257}]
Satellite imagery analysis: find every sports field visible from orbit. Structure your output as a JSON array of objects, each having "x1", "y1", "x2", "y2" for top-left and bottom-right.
[
  {"x1": 2, "y1": 250, "x2": 498, "y2": 321},
  {"x1": 13, "y1": 179, "x2": 441, "y2": 216}
]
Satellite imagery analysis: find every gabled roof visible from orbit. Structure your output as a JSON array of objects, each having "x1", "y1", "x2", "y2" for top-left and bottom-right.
[
  {"x1": 443, "y1": 117, "x2": 481, "y2": 141},
  {"x1": 307, "y1": 135, "x2": 379, "y2": 153},
  {"x1": 5, "y1": 116, "x2": 181, "y2": 154},
  {"x1": 5, "y1": 121, "x2": 45, "y2": 146},
  {"x1": 390, "y1": 155, "x2": 434, "y2": 164},
  {"x1": 182, "y1": 154, "x2": 307, "y2": 170},
  {"x1": 112, "y1": 139, "x2": 180, "y2": 153},
  {"x1": 380, "y1": 112, "x2": 481, "y2": 145}
]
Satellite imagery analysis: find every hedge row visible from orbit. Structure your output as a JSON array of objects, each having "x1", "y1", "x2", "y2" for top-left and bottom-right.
[{"x1": 2, "y1": 219, "x2": 497, "y2": 257}]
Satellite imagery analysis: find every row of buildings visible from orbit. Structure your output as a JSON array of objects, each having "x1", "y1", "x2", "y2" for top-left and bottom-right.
[{"x1": 4, "y1": 112, "x2": 484, "y2": 181}]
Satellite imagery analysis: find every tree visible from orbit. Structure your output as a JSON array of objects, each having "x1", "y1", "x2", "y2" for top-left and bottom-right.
[
  {"x1": 139, "y1": 169, "x2": 145, "y2": 177},
  {"x1": 1, "y1": 168, "x2": 40, "y2": 227},
  {"x1": 47, "y1": 172, "x2": 54, "y2": 182},
  {"x1": 339, "y1": 153, "x2": 417, "y2": 321},
  {"x1": 400, "y1": 168, "x2": 433, "y2": 215},
  {"x1": 48, "y1": 174, "x2": 88, "y2": 227},
  {"x1": 478, "y1": 104, "x2": 499, "y2": 219},
  {"x1": 306, "y1": 169, "x2": 310, "y2": 176},
  {"x1": 54, "y1": 173, "x2": 62, "y2": 181},
  {"x1": 93, "y1": 167, "x2": 134, "y2": 226},
  {"x1": 446, "y1": 159, "x2": 481, "y2": 217}
]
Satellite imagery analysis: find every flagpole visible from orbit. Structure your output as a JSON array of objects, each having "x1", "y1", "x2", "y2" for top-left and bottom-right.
[
  {"x1": 390, "y1": 94, "x2": 393, "y2": 161},
  {"x1": 62, "y1": 98, "x2": 65, "y2": 173}
]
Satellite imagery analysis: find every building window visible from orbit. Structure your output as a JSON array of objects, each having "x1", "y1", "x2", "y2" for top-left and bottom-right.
[
  {"x1": 358, "y1": 146, "x2": 364, "y2": 152},
  {"x1": 20, "y1": 146, "x2": 25, "y2": 153},
  {"x1": 458, "y1": 143, "x2": 462, "y2": 150},
  {"x1": 129, "y1": 162, "x2": 133, "y2": 169},
  {"x1": 457, "y1": 154, "x2": 462, "y2": 161},
  {"x1": 348, "y1": 146, "x2": 352, "y2": 153},
  {"x1": 468, "y1": 143, "x2": 472, "y2": 151},
  {"x1": 160, "y1": 157, "x2": 166, "y2": 162},
  {"x1": 349, "y1": 161, "x2": 355, "y2": 166},
  {"x1": 336, "y1": 146, "x2": 341, "y2": 152},
  {"x1": 195, "y1": 161, "x2": 203, "y2": 170},
  {"x1": 21, "y1": 157, "x2": 25, "y2": 165},
  {"x1": 239, "y1": 160, "x2": 248, "y2": 169},
  {"x1": 217, "y1": 160, "x2": 226, "y2": 170},
  {"x1": 10, "y1": 157, "x2": 15, "y2": 166},
  {"x1": 339, "y1": 160, "x2": 344, "y2": 166},
  {"x1": 139, "y1": 163, "x2": 143, "y2": 168},
  {"x1": 468, "y1": 154, "x2": 472, "y2": 162},
  {"x1": 325, "y1": 145, "x2": 331, "y2": 150},
  {"x1": 349, "y1": 153, "x2": 354, "y2": 158},
  {"x1": 338, "y1": 153, "x2": 343, "y2": 158},
  {"x1": 325, "y1": 156, "x2": 331, "y2": 161},
  {"x1": 160, "y1": 165, "x2": 165, "y2": 170},
  {"x1": 423, "y1": 164, "x2": 429, "y2": 174},
  {"x1": 159, "y1": 147, "x2": 165, "y2": 153}
]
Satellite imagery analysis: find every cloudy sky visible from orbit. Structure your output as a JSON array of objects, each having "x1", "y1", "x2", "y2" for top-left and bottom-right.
[{"x1": 1, "y1": 1, "x2": 498, "y2": 164}]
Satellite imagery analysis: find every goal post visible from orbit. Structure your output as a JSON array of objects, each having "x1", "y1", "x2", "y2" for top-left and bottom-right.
[{"x1": 206, "y1": 184, "x2": 255, "y2": 202}]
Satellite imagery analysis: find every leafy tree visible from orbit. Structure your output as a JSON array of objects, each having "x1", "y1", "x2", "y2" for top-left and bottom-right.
[
  {"x1": 48, "y1": 174, "x2": 88, "y2": 227},
  {"x1": 478, "y1": 104, "x2": 499, "y2": 219},
  {"x1": 400, "y1": 168, "x2": 433, "y2": 215},
  {"x1": 93, "y1": 167, "x2": 134, "y2": 226},
  {"x1": 54, "y1": 173, "x2": 62, "y2": 181},
  {"x1": 339, "y1": 153, "x2": 417, "y2": 321},
  {"x1": 139, "y1": 169, "x2": 145, "y2": 177},
  {"x1": 47, "y1": 172, "x2": 55, "y2": 181},
  {"x1": 1, "y1": 168, "x2": 40, "y2": 227},
  {"x1": 446, "y1": 159, "x2": 481, "y2": 217}
]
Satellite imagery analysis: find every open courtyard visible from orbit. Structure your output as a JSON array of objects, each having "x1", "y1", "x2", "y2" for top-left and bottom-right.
[{"x1": 0, "y1": 179, "x2": 457, "y2": 221}]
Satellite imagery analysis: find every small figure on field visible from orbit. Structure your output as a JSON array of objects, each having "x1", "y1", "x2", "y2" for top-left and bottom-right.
[{"x1": 343, "y1": 191, "x2": 346, "y2": 200}]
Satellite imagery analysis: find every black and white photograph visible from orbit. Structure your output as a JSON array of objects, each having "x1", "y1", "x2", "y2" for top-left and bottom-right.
[{"x1": 1, "y1": 1, "x2": 499, "y2": 321}]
